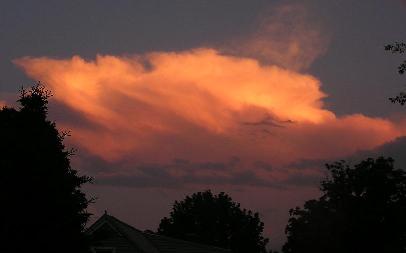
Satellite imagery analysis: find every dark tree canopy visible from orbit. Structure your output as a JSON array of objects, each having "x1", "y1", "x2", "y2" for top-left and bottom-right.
[
  {"x1": 385, "y1": 42, "x2": 406, "y2": 105},
  {"x1": 0, "y1": 84, "x2": 92, "y2": 253},
  {"x1": 158, "y1": 190, "x2": 269, "y2": 253},
  {"x1": 282, "y1": 157, "x2": 406, "y2": 253}
]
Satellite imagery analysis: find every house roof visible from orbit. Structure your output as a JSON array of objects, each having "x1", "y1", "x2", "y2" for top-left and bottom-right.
[{"x1": 87, "y1": 213, "x2": 231, "y2": 253}]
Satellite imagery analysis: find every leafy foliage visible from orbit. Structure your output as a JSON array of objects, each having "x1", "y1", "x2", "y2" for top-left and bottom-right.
[
  {"x1": 389, "y1": 92, "x2": 406, "y2": 106},
  {"x1": 158, "y1": 190, "x2": 269, "y2": 253},
  {"x1": 385, "y1": 42, "x2": 406, "y2": 105},
  {"x1": 282, "y1": 157, "x2": 406, "y2": 253},
  {"x1": 0, "y1": 83, "x2": 93, "y2": 253}
]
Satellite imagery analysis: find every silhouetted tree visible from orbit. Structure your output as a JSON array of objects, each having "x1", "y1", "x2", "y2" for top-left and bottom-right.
[
  {"x1": 282, "y1": 157, "x2": 406, "y2": 253},
  {"x1": 158, "y1": 190, "x2": 269, "y2": 253},
  {"x1": 385, "y1": 42, "x2": 406, "y2": 105},
  {"x1": 0, "y1": 83, "x2": 92, "y2": 253}
]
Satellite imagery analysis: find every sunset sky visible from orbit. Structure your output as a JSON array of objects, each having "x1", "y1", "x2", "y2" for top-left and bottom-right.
[{"x1": 1, "y1": 0, "x2": 406, "y2": 250}]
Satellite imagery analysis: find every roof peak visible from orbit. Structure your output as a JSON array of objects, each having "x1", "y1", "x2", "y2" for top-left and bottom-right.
[{"x1": 87, "y1": 213, "x2": 230, "y2": 253}]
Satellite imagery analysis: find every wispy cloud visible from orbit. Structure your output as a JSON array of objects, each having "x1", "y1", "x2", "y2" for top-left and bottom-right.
[{"x1": 221, "y1": 2, "x2": 329, "y2": 71}]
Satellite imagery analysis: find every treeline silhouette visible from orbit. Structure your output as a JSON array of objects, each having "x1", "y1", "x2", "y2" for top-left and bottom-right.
[{"x1": 2, "y1": 84, "x2": 406, "y2": 253}]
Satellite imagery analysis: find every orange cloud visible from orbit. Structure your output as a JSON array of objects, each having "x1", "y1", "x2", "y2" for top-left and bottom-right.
[{"x1": 14, "y1": 49, "x2": 405, "y2": 168}]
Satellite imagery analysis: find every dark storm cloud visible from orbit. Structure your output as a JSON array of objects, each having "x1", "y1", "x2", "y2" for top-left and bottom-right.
[
  {"x1": 73, "y1": 152, "x2": 322, "y2": 189},
  {"x1": 90, "y1": 158, "x2": 249, "y2": 188},
  {"x1": 280, "y1": 135, "x2": 406, "y2": 183},
  {"x1": 286, "y1": 158, "x2": 327, "y2": 170},
  {"x1": 283, "y1": 172, "x2": 322, "y2": 187},
  {"x1": 348, "y1": 136, "x2": 406, "y2": 169},
  {"x1": 253, "y1": 161, "x2": 273, "y2": 172}
]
